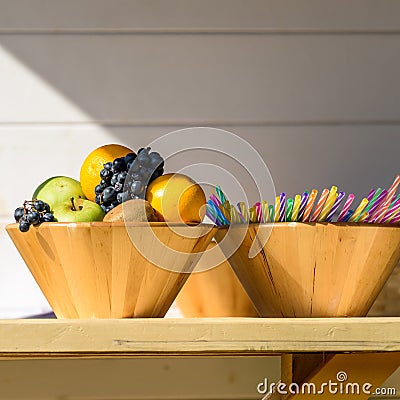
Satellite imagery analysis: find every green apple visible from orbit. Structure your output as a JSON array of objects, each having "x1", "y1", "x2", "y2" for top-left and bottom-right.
[
  {"x1": 52, "y1": 198, "x2": 105, "y2": 222},
  {"x1": 33, "y1": 176, "x2": 86, "y2": 209}
]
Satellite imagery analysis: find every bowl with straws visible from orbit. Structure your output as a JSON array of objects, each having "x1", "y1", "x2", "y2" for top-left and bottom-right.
[{"x1": 210, "y1": 176, "x2": 400, "y2": 317}]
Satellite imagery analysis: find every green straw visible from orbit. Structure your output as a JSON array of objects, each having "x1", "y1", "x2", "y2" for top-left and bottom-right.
[
  {"x1": 286, "y1": 198, "x2": 294, "y2": 222},
  {"x1": 269, "y1": 205, "x2": 275, "y2": 222},
  {"x1": 360, "y1": 188, "x2": 383, "y2": 217}
]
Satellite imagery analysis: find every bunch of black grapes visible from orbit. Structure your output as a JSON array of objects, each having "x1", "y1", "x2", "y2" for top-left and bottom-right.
[
  {"x1": 95, "y1": 147, "x2": 164, "y2": 213},
  {"x1": 14, "y1": 200, "x2": 54, "y2": 232}
]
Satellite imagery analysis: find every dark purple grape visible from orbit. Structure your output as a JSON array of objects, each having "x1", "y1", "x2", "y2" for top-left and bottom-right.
[
  {"x1": 95, "y1": 185, "x2": 103, "y2": 195},
  {"x1": 95, "y1": 194, "x2": 102, "y2": 204},
  {"x1": 42, "y1": 213, "x2": 54, "y2": 222},
  {"x1": 33, "y1": 200, "x2": 46, "y2": 212},
  {"x1": 117, "y1": 172, "x2": 127, "y2": 183},
  {"x1": 103, "y1": 187, "x2": 117, "y2": 203},
  {"x1": 103, "y1": 162, "x2": 113, "y2": 170},
  {"x1": 110, "y1": 175, "x2": 118, "y2": 186},
  {"x1": 130, "y1": 181, "x2": 144, "y2": 195},
  {"x1": 100, "y1": 169, "x2": 111, "y2": 180},
  {"x1": 125, "y1": 153, "x2": 136, "y2": 164},
  {"x1": 113, "y1": 157, "x2": 126, "y2": 172},
  {"x1": 19, "y1": 220, "x2": 30, "y2": 232},
  {"x1": 14, "y1": 207, "x2": 25, "y2": 222},
  {"x1": 117, "y1": 192, "x2": 129, "y2": 203},
  {"x1": 26, "y1": 211, "x2": 40, "y2": 225}
]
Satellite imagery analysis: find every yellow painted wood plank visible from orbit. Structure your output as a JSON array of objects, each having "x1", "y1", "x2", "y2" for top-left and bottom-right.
[{"x1": 0, "y1": 318, "x2": 399, "y2": 357}]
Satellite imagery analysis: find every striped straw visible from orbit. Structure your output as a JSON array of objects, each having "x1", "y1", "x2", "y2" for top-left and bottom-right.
[
  {"x1": 343, "y1": 209, "x2": 354, "y2": 222},
  {"x1": 366, "y1": 188, "x2": 376, "y2": 201},
  {"x1": 215, "y1": 186, "x2": 227, "y2": 205},
  {"x1": 311, "y1": 188, "x2": 329, "y2": 222},
  {"x1": 337, "y1": 194, "x2": 355, "y2": 222},
  {"x1": 261, "y1": 201, "x2": 269, "y2": 223},
  {"x1": 358, "y1": 211, "x2": 369, "y2": 222},
  {"x1": 238, "y1": 202, "x2": 249, "y2": 223},
  {"x1": 298, "y1": 191, "x2": 309, "y2": 221},
  {"x1": 370, "y1": 175, "x2": 400, "y2": 223},
  {"x1": 269, "y1": 205, "x2": 275, "y2": 222},
  {"x1": 364, "y1": 189, "x2": 388, "y2": 221},
  {"x1": 249, "y1": 207, "x2": 257, "y2": 223},
  {"x1": 318, "y1": 186, "x2": 337, "y2": 222},
  {"x1": 286, "y1": 198, "x2": 294, "y2": 222},
  {"x1": 210, "y1": 194, "x2": 221, "y2": 207},
  {"x1": 275, "y1": 197, "x2": 281, "y2": 222},
  {"x1": 381, "y1": 199, "x2": 400, "y2": 223},
  {"x1": 391, "y1": 211, "x2": 400, "y2": 224},
  {"x1": 349, "y1": 198, "x2": 369, "y2": 222},
  {"x1": 255, "y1": 202, "x2": 263, "y2": 222},
  {"x1": 302, "y1": 189, "x2": 318, "y2": 222},
  {"x1": 292, "y1": 194, "x2": 301, "y2": 222},
  {"x1": 326, "y1": 191, "x2": 346, "y2": 222},
  {"x1": 279, "y1": 193, "x2": 286, "y2": 222}
]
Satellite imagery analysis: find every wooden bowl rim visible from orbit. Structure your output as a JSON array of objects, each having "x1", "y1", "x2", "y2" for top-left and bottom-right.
[{"x1": 5, "y1": 221, "x2": 216, "y2": 230}]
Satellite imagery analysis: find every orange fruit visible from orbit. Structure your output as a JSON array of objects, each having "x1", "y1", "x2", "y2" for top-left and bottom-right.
[
  {"x1": 146, "y1": 173, "x2": 206, "y2": 223},
  {"x1": 80, "y1": 144, "x2": 133, "y2": 201}
]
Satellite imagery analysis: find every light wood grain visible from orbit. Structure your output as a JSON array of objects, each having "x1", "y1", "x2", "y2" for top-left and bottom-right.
[
  {"x1": 0, "y1": 318, "x2": 400, "y2": 356},
  {"x1": 216, "y1": 223, "x2": 400, "y2": 318},
  {"x1": 6, "y1": 222, "x2": 215, "y2": 318}
]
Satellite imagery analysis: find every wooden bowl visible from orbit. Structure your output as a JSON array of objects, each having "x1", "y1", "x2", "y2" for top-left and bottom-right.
[
  {"x1": 6, "y1": 222, "x2": 216, "y2": 319},
  {"x1": 215, "y1": 223, "x2": 400, "y2": 317},
  {"x1": 176, "y1": 242, "x2": 259, "y2": 317}
]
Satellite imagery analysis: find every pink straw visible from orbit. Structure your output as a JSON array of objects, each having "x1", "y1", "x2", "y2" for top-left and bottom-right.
[
  {"x1": 381, "y1": 199, "x2": 400, "y2": 223},
  {"x1": 337, "y1": 194, "x2": 355, "y2": 222}
]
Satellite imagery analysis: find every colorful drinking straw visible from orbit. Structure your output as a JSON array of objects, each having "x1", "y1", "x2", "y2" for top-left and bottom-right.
[
  {"x1": 365, "y1": 189, "x2": 388, "y2": 221},
  {"x1": 261, "y1": 201, "x2": 269, "y2": 222},
  {"x1": 268, "y1": 205, "x2": 274, "y2": 222},
  {"x1": 274, "y1": 196, "x2": 281, "y2": 222},
  {"x1": 291, "y1": 194, "x2": 301, "y2": 222},
  {"x1": 311, "y1": 188, "x2": 329, "y2": 222},
  {"x1": 318, "y1": 186, "x2": 337, "y2": 222},
  {"x1": 391, "y1": 211, "x2": 400, "y2": 224},
  {"x1": 286, "y1": 198, "x2": 294, "y2": 222},
  {"x1": 337, "y1": 194, "x2": 355, "y2": 222},
  {"x1": 366, "y1": 188, "x2": 376, "y2": 202},
  {"x1": 298, "y1": 191, "x2": 309, "y2": 221},
  {"x1": 326, "y1": 191, "x2": 346, "y2": 222},
  {"x1": 343, "y1": 209, "x2": 354, "y2": 222},
  {"x1": 238, "y1": 202, "x2": 249, "y2": 223},
  {"x1": 370, "y1": 175, "x2": 400, "y2": 223},
  {"x1": 381, "y1": 199, "x2": 400, "y2": 223},
  {"x1": 349, "y1": 198, "x2": 369, "y2": 222},
  {"x1": 279, "y1": 193, "x2": 286, "y2": 222},
  {"x1": 358, "y1": 211, "x2": 369, "y2": 222},
  {"x1": 302, "y1": 189, "x2": 318, "y2": 222}
]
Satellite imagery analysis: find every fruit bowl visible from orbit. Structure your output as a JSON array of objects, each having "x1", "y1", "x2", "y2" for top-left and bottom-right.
[
  {"x1": 6, "y1": 222, "x2": 216, "y2": 318},
  {"x1": 215, "y1": 223, "x2": 400, "y2": 318},
  {"x1": 176, "y1": 242, "x2": 259, "y2": 317}
]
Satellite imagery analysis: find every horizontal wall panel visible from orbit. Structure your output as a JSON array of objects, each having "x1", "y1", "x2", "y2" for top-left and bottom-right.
[
  {"x1": 1, "y1": 0, "x2": 400, "y2": 32},
  {"x1": 1, "y1": 34, "x2": 400, "y2": 123}
]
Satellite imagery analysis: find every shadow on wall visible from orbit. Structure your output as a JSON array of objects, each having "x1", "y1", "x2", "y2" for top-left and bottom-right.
[{"x1": 0, "y1": 30, "x2": 399, "y2": 200}]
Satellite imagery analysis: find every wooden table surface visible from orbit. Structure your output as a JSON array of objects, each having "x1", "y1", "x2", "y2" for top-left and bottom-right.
[
  {"x1": 0, "y1": 317, "x2": 399, "y2": 357},
  {"x1": 0, "y1": 318, "x2": 399, "y2": 399}
]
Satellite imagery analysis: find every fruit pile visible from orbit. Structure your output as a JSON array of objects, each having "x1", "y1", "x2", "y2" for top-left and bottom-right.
[
  {"x1": 14, "y1": 144, "x2": 206, "y2": 232},
  {"x1": 94, "y1": 147, "x2": 164, "y2": 213}
]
